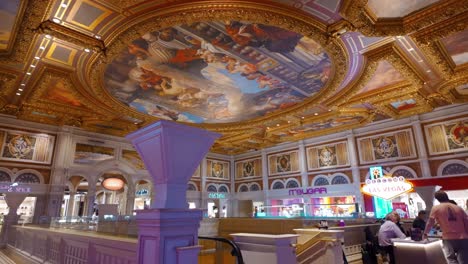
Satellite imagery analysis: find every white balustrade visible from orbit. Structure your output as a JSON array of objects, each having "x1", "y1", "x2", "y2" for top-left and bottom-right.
[{"x1": 8, "y1": 226, "x2": 137, "y2": 264}]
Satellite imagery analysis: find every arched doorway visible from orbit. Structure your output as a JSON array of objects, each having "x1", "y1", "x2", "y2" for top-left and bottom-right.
[
  {"x1": 134, "y1": 180, "x2": 152, "y2": 211},
  {"x1": 96, "y1": 172, "x2": 129, "y2": 216}
]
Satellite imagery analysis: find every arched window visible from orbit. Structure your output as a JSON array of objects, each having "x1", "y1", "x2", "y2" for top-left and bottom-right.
[
  {"x1": 331, "y1": 175, "x2": 349, "y2": 185},
  {"x1": 314, "y1": 177, "x2": 329, "y2": 186},
  {"x1": 187, "y1": 183, "x2": 197, "y2": 191},
  {"x1": 239, "y1": 185, "x2": 248, "y2": 192},
  {"x1": 0, "y1": 171, "x2": 11, "y2": 183},
  {"x1": 442, "y1": 164, "x2": 468, "y2": 176},
  {"x1": 207, "y1": 185, "x2": 217, "y2": 192},
  {"x1": 272, "y1": 181, "x2": 285, "y2": 190},
  {"x1": 15, "y1": 173, "x2": 40, "y2": 184},
  {"x1": 218, "y1": 186, "x2": 229, "y2": 193},
  {"x1": 286, "y1": 180, "x2": 299, "y2": 188},
  {"x1": 393, "y1": 169, "x2": 415, "y2": 179},
  {"x1": 249, "y1": 184, "x2": 260, "y2": 192}
]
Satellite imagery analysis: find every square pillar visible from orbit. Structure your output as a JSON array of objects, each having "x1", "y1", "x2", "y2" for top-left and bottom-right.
[{"x1": 126, "y1": 120, "x2": 220, "y2": 264}]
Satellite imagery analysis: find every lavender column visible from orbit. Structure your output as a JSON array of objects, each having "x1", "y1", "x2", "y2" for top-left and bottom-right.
[{"x1": 126, "y1": 120, "x2": 220, "y2": 264}]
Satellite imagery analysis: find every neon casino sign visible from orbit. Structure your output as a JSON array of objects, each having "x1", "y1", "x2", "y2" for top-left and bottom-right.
[
  {"x1": 288, "y1": 187, "x2": 327, "y2": 196},
  {"x1": 208, "y1": 192, "x2": 225, "y2": 199},
  {"x1": 361, "y1": 176, "x2": 413, "y2": 200}
]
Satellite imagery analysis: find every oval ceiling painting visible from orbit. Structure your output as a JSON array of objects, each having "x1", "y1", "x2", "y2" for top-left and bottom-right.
[{"x1": 105, "y1": 21, "x2": 332, "y2": 123}]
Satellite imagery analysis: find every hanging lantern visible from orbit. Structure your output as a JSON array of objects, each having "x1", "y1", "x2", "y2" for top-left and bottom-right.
[{"x1": 102, "y1": 178, "x2": 125, "y2": 191}]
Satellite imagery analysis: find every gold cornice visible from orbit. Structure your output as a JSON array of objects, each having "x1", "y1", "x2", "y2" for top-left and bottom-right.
[
  {"x1": 341, "y1": 0, "x2": 467, "y2": 37},
  {"x1": 35, "y1": 21, "x2": 106, "y2": 53},
  {"x1": 85, "y1": 2, "x2": 349, "y2": 134}
]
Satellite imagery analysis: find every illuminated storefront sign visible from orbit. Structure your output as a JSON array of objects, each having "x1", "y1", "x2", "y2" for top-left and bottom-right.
[
  {"x1": 362, "y1": 176, "x2": 413, "y2": 200},
  {"x1": 288, "y1": 187, "x2": 327, "y2": 196},
  {"x1": 136, "y1": 189, "x2": 149, "y2": 196},
  {"x1": 208, "y1": 192, "x2": 225, "y2": 199},
  {"x1": 0, "y1": 184, "x2": 31, "y2": 193}
]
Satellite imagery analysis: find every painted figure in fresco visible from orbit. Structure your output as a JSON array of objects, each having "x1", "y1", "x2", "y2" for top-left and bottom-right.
[
  {"x1": 7, "y1": 135, "x2": 32, "y2": 159},
  {"x1": 212, "y1": 163, "x2": 223, "y2": 177},
  {"x1": 319, "y1": 146, "x2": 336, "y2": 166},
  {"x1": 224, "y1": 21, "x2": 303, "y2": 52},
  {"x1": 277, "y1": 155, "x2": 291, "y2": 172}
]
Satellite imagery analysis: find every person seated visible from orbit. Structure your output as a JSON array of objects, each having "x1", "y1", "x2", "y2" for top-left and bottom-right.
[{"x1": 378, "y1": 212, "x2": 406, "y2": 264}]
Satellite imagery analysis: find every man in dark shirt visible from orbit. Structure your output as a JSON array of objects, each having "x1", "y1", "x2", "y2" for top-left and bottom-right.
[{"x1": 412, "y1": 210, "x2": 426, "y2": 230}]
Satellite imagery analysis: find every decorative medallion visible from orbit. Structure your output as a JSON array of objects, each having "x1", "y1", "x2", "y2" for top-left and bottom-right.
[
  {"x1": 7, "y1": 135, "x2": 33, "y2": 159},
  {"x1": 373, "y1": 136, "x2": 397, "y2": 159}
]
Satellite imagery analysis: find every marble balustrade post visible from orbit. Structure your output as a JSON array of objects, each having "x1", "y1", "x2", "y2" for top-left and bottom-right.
[
  {"x1": 0, "y1": 193, "x2": 28, "y2": 248},
  {"x1": 67, "y1": 191, "x2": 76, "y2": 217}
]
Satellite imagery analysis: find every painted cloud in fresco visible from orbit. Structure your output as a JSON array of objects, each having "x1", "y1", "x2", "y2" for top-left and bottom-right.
[
  {"x1": 358, "y1": 61, "x2": 405, "y2": 94},
  {"x1": 0, "y1": 0, "x2": 20, "y2": 50},
  {"x1": 105, "y1": 21, "x2": 332, "y2": 123},
  {"x1": 367, "y1": 0, "x2": 440, "y2": 17},
  {"x1": 442, "y1": 30, "x2": 468, "y2": 66}
]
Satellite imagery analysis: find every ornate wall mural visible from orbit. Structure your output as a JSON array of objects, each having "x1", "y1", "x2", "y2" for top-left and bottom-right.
[
  {"x1": 358, "y1": 129, "x2": 416, "y2": 163},
  {"x1": 206, "y1": 159, "x2": 229, "y2": 179},
  {"x1": 268, "y1": 151, "x2": 299, "y2": 175},
  {"x1": 307, "y1": 141, "x2": 349, "y2": 170},
  {"x1": 235, "y1": 158, "x2": 262, "y2": 179},
  {"x1": 73, "y1": 143, "x2": 114, "y2": 164},
  {"x1": 425, "y1": 119, "x2": 468, "y2": 154},
  {"x1": 105, "y1": 21, "x2": 331, "y2": 123},
  {"x1": 0, "y1": 130, "x2": 55, "y2": 164},
  {"x1": 441, "y1": 30, "x2": 468, "y2": 66},
  {"x1": 121, "y1": 149, "x2": 145, "y2": 170}
]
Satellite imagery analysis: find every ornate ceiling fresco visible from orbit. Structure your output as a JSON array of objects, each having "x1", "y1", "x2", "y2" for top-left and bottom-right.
[
  {"x1": 105, "y1": 22, "x2": 331, "y2": 123},
  {"x1": 0, "y1": 0, "x2": 467, "y2": 155}
]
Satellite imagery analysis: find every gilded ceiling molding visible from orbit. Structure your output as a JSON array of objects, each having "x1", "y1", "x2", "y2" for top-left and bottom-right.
[
  {"x1": 436, "y1": 77, "x2": 468, "y2": 102},
  {"x1": 0, "y1": 104, "x2": 20, "y2": 116},
  {"x1": 342, "y1": 82, "x2": 415, "y2": 107},
  {"x1": 328, "y1": 40, "x2": 425, "y2": 110},
  {"x1": 84, "y1": 1, "x2": 349, "y2": 133},
  {"x1": 0, "y1": 0, "x2": 53, "y2": 64},
  {"x1": 277, "y1": 114, "x2": 373, "y2": 143},
  {"x1": 410, "y1": 13, "x2": 468, "y2": 79},
  {"x1": 35, "y1": 21, "x2": 106, "y2": 53},
  {"x1": 341, "y1": 0, "x2": 467, "y2": 37}
]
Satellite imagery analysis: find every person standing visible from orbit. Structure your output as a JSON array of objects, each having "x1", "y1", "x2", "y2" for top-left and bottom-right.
[
  {"x1": 378, "y1": 212, "x2": 406, "y2": 264},
  {"x1": 424, "y1": 191, "x2": 468, "y2": 264},
  {"x1": 412, "y1": 210, "x2": 427, "y2": 230}
]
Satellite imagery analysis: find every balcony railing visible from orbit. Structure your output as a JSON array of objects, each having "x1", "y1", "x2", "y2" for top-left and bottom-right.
[{"x1": 198, "y1": 236, "x2": 244, "y2": 264}]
